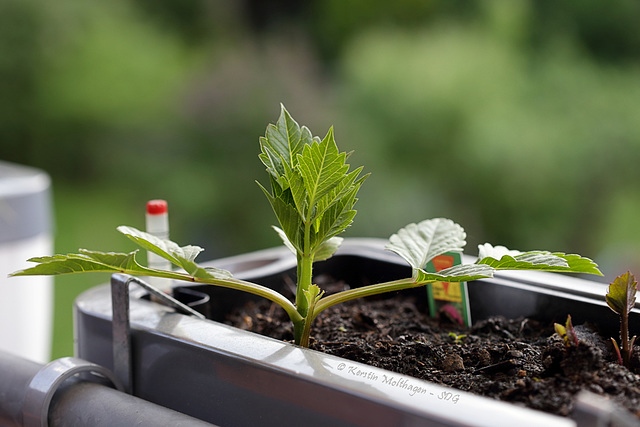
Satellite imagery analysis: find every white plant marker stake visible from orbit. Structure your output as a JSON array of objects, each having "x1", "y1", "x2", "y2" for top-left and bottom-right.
[{"x1": 146, "y1": 199, "x2": 172, "y2": 294}]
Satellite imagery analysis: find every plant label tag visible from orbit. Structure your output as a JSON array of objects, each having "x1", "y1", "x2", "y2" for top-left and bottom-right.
[{"x1": 425, "y1": 252, "x2": 471, "y2": 327}]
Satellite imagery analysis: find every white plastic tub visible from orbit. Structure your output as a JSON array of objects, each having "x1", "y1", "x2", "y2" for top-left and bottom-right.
[{"x1": 0, "y1": 161, "x2": 53, "y2": 363}]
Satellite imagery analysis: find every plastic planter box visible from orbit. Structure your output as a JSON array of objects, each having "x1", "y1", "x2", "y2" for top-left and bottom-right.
[{"x1": 74, "y1": 239, "x2": 638, "y2": 427}]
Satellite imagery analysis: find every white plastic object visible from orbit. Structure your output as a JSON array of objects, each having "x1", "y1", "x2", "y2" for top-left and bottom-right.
[
  {"x1": 0, "y1": 161, "x2": 53, "y2": 363},
  {"x1": 145, "y1": 199, "x2": 172, "y2": 293}
]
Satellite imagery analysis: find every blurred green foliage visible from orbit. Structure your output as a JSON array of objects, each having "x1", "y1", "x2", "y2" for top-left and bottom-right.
[
  {"x1": 2, "y1": 0, "x2": 640, "y2": 359},
  {"x1": 339, "y1": 15, "x2": 640, "y2": 256}
]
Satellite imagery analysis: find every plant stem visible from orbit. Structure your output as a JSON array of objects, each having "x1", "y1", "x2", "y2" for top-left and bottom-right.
[
  {"x1": 180, "y1": 273, "x2": 303, "y2": 324},
  {"x1": 293, "y1": 318, "x2": 306, "y2": 346},
  {"x1": 294, "y1": 252, "x2": 314, "y2": 345},
  {"x1": 311, "y1": 277, "x2": 419, "y2": 322},
  {"x1": 299, "y1": 289, "x2": 321, "y2": 348},
  {"x1": 296, "y1": 253, "x2": 314, "y2": 316},
  {"x1": 621, "y1": 310, "x2": 630, "y2": 366},
  {"x1": 299, "y1": 320, "x2": 312, "y2": 348}
]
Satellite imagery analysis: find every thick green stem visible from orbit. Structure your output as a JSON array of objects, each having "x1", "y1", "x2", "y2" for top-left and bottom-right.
[
  {"x1": 296, "y1": 222, "x2": 313, "y2": 313},
  {"x1": 294, "y1": 252, "x2": 314, "y2": 345},
  {"x1": 299, "y1": 291, "x2": 320, "y2": 348},
  {"x1": 296, "y1": 254, "x2": 314, "y2": 316},
  {"x1": 311, "y1": 277, "x2": 421, "y2": 322},
  {"x1": 293, "y1": 318, "x2": 306, "y2": 346},
  {"x1": 299, "y1": 317, "x2": 313, "y2": 348},
  {"x1": 297, "y1": 285, "x2": 324, "y2": 348}
]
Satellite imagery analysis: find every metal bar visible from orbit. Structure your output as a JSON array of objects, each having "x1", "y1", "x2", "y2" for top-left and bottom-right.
[
  {"x1": 22, "y1": 357, "x2": 124, "y2": 427},
  {"x1": 110, "y1": 274, "x2": 207, "y2": 395},
  {"x1": 49, "y1": 380, "x2": 216, "y2": 427},
  {"x1": 110, "y1": 273, "x2": 132, "y2": 395},
  {"x1": 0, "y1": 350, "x2": 216, "y2": 427},
  {"x1": 0, "y1": 351, "x2": 41, "y2": 427},
  {"x1": 127, "y1": 276, "x2": 206, "y2": 319}
]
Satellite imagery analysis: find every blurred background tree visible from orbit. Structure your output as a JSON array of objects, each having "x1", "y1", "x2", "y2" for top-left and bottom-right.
[{"x1": 2, "y1": 0, "x2": 640, "y2": 358}]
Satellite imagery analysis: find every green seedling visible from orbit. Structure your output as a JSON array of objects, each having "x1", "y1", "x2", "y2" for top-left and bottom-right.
[
  {"x1": 606, "y1": 271, "x2": 637, "y2": 367},
  {"x1": 10, "y1": 105, "x2": 603, "y2": 348},
  {"x1": 448, "y1": 332, "x2": 467, "y2": 344},
  {"x1": 554, "y1": 314, "x2": 578, "y2": 347}
]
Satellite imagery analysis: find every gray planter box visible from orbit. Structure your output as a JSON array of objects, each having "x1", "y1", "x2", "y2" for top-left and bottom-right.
[{"x1": 74, "y1": 239, "x2": 638, "y2": 427}]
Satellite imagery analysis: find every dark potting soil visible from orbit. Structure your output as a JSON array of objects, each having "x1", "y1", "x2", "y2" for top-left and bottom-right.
[{"x1": 225, "y1": 276, "x2": 640, "y2": 420}]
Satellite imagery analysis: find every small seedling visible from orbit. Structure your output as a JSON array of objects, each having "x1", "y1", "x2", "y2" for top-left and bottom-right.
[
  {"x1": 448, "y1": 332, "x2": 467, "y2": 344},
  {"x1": 606, "y1": 271, "x2": 637, "y2": 367},
  {"x1": 553, "y1": 314, "x2": 578, "y2": 347},
  {"x1": 10, "y1": 105, "x2": 603, "y2": 348}
]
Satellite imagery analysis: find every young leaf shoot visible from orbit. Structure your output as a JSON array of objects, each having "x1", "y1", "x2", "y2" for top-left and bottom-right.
[
  {"x1": 554, "y1": 315, "x2": 578, "y2": 348},
  {"x1": 606, "y1": 271, "x2": 637, "y2": 367}
]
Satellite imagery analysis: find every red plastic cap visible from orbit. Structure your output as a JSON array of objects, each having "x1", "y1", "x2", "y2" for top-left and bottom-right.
[{"x1": 146, "y1": 199, "x2": 168, "y2": 215}]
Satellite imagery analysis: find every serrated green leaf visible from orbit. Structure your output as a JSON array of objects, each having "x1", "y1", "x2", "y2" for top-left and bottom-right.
[
  {"x1": 313, "y1": 206, "x2": 357, "y2": 247},
  {"x1": 314, "y1": 237, "x2": 344, "y2": 262},
  {"x1": 117, "y1": 225, "x2": 183, "y2": 265},
  {"x1": 313, "y1": 169, "x2": 367, "y2": 236},
  {"x1": 259, "y1": 181, "x2": 304, "y2": 253},
  {"x1": 297, "y1": 128, "x2": 349, "y2": 214},
  {"x1": 386, "y1": 218, "x2": 467, "y2": 270},
  {"x1": 258, "y1": 105, "x2": 365, "y2": 258},
  {"x1": 176, "y1": 258, "x2": 232, "y2": 280},
  {"x1": 10, "y1": 250, "x2": 148, "y2": 276},
  {"x1": 117, "y1": 226, "x2": 232, "y2": 279},
  {"x1": 284, "y1": 159, "x2": 308, "y2": 221},
  {"x1": 606, "y1": 271, "x2": 637, "y2": 315},
  {"x1": 555, "y1": 253, "x2": 603, "y2": 275},
  {"x1": 476, "y1": 243, "x2": 522, "y2": 261},
  {"x1": 10, "y1": 245, "x2": 233, "y2": 281},
  {"x1": 80, "y1": 249, "x2": 141, "y2": 270},
  {"x1": 258, "y1": 141, "x2": 286, "y2": 188},
  {"x1": 476, "y1": 246, "x2": 569, "y2": 270},
  {"x1": 310, "y1": 181, "x2": 362, "y2": 249},
  {"x1": 476, "y1": 243, "x2": 602, "y2": 275},
  {"x1": 313, "y1": 167, "x2": 365, "y2": 221},
  {"x1": 413, "y1": 263, "x2": 494, "y2": 284},
  {"x1": 203, "y1": 266, "x2": 234, "y2": 279},
  {"x1": 303, "y1": 283, "x2": 325, "y2": 307},
  {"x1": 273, "y1": 225, "x2": 297, "y2": 255},
  {"x1": 259, "y1": 104, "x2": 311, "y2": 180}
]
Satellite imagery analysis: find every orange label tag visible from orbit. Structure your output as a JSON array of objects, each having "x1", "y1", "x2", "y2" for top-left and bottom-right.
[{"x1": 425, "y1": 252, "x2": 471, "y2": 326}]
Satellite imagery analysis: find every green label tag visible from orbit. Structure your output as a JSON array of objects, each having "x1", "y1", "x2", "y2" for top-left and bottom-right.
[{"x1": 424, "y1": 252, "x2": 471, "y2": 327}]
